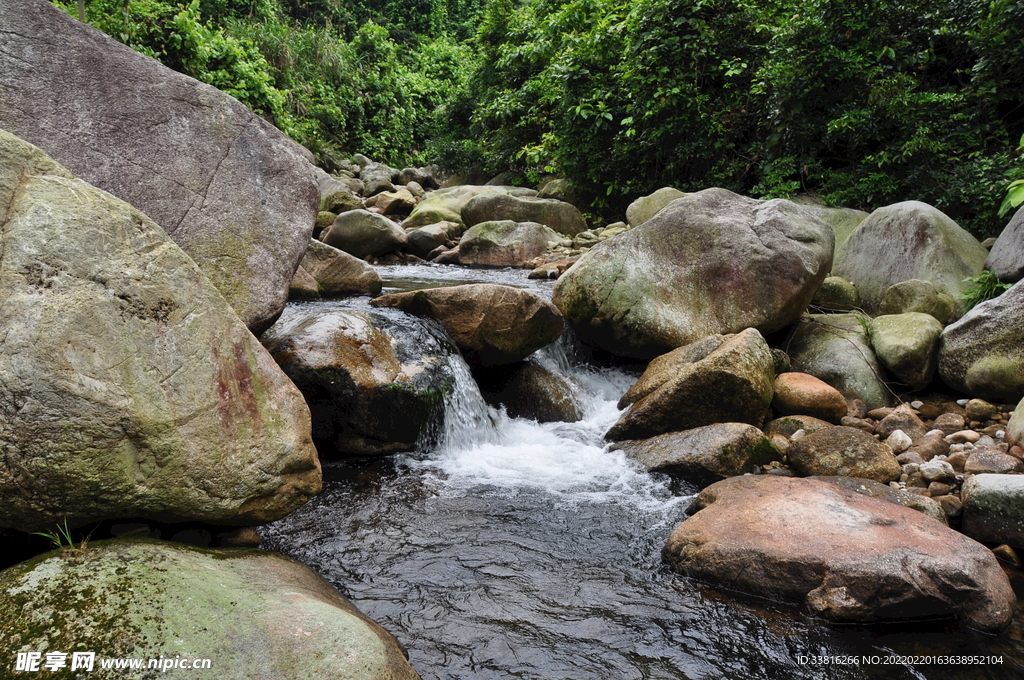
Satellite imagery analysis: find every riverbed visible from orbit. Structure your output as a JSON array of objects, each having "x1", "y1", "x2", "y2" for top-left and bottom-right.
[{"x1": 261, "y1": 264, "x2": 1024, "y2": 680}]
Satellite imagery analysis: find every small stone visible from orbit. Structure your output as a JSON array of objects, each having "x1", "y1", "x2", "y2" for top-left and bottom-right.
[
  {"x1": 896, "y1": 451, "x2": 925, "y2": 465},
  {"x1": 889, "y1": 481, "x2": 901, "y2": 490},
  {"x1": 996, "y1": 430, "x2": 1005, "y2": 440},
  {"x1": 933, "y1": 413, "x2": 967, "y2": 435},
  {"x1": 976, "y1": 436, "x2": 997, "y2": 448},
  {"x1": 847, "y1": 399, "x2": 868, "y2": 419},
  {"x1": 905, "y1": 486, "x2": 931, "y2": 496},
  {"x1": 946, "y1": 452, "x2": 968, "y2": 473},
  {"x1": 957, "y1": 399, "x2": 970, "y2": 406},
  {"x1": 885, "y1": 429, "x2": 913, "y2": 453},
  {"x1": 966, "y1": 399, "x2": 999, "y2": 421},
  {"x1": 791, "y1": 429, "x2": 807, "y2": 441},
  {"x1": 947, "y1": 430, "x2": 982, "y2": 444},
  {"x1": 924, "y1": 429, "x2": 944, "y2": 437},
  {"x1": 769, "y1": 434, "x2": 790, "y2": 456},
  {"x1": 965, "y1": 448, "x2": 1024, "y2": 475},
  {"x1": 936, "y1": 494, "x2": 963, "y2": 518},
  {"x1": 1010, "y1": 446, "x2": 1024, "y2": 460},
  {"x1": 905, "y1": 434, "x2": 950, "y2": 462},
  {"x1": 992, "y1": 545, "x2": 1022, "y2": 569},
  {"x1": 928, "y1": 482, "x2": 952, "y2": 496},
  {"x1": 868, "y1": 407, "x2": 895, "y2": 420},
  {"x1": 919, "y1": 460, "x2": 957, "y2": 483},
  {"x1": 910, "y1": 400, "x2": 924, "y2": 410},
  {"x1": 841, "y1": 416, "x2": 876, "y2": 434},
  {"x1": 917, "y1": 402, "x2": 944, "y2": 420}
]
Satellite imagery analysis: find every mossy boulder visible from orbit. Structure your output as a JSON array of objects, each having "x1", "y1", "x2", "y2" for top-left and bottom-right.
[
  {"x1": 938, "y1": 278, "x2": 1024, "y2": 401},
  {"x1": 459, "y1": 220, "x2": 571, "y2": 267},
  {"x1": 0, "y1": 129, "x2": 320, "y2": 533},
  {"x1": 553, "y1": 188, "x2": 834, "y2": 360},
  {"x1": 0, "y1": 539, "x2": 420, "y2": 680},
  {"x1": 810, "y1": 276, "x2": 861, "y2": 312},
  {"x1": 833, "y1": 201, "x2": 988, "y2": 317},
  {"x1": 961, "y1": 475, "x2": 1024, "y2": 551},
  {"x1": 401, "y1": 185, "x2": 514, "y2": 230},
  {"x1": 786, "y1": 313, "x2": 892, "y2": 410},
  {"x1": 877, "y1": 279, "x2": 956, "y2": 324},
  {"x1": 0, "y1": 0, "x2": 320, "y2": 335},
  {"x1": 789, "y1": 201, "x2": 869, "y2": 264},
  {"x1": 788, "y1": 426, "x2": 902, "y2": 483},
  {"x1": 625, "y1": 187, "x2": 688, "y2": 227},
  {"x1": 462, "y1": 193, "x2": 587, "y2": 236},
  {"x1": 868, "y1": 312, "x2": 944, "y2": 390}
]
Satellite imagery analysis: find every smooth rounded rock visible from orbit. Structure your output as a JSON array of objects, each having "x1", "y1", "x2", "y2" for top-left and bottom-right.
[
  {"x1": 833, "y1": 201, "x2": 988, "y2": 317},
  {"x1": 462, "y1": 193, "x2": 587, "y2": 236},
  {"x1": 664, "y1": 476, "x2": 1015, "y2": 632},
  {"x1": 299, "y1": 239, "x2": 383, "y2": 296},
  {"x1": 878, "y1": 279, "x2": 957, "y2": 324},
  {"x1": 985, "y1": 206, "x2": 1024, "y2": 283},
  {"x1": 370, "y1": 284, "x2": 564, "y2": 367},
  {"x1": 459, "y1": 220, "x2": 570, "y2": 267},
  {"x1": 0, "y1": 0, "x2": 321, "y2": 334},
  {"x1": 320, "y1": 210, "x2": 408, "y2": 260},
  {"x1": 962, "y1": 475, "x2": 1024, "y2": 551},
  {"x1": 772, "y1": 372, "x2": 847, "y2": 423},
  {"x1": 868, "y1": 313, "x2": 943, "y2": 389},
  {"x1": 625, "y1": 187, "x2": 688, "y2": 227},
  {"x1": 553, "y1": 188, "x2": 834, "y2": 360},
  {"x1": 0, "y1": 539, "x2": 420, "y2": 680}
]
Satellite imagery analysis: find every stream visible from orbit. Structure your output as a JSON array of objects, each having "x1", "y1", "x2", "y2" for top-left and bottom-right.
[{"x1": 261, "y1": 264, "x2": 1024, "y2": 680}]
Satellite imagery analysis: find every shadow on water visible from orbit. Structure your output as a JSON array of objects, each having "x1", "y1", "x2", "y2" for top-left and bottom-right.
[{"x1": 263, "y1": 264, "x2": 1024, "y2": 680}]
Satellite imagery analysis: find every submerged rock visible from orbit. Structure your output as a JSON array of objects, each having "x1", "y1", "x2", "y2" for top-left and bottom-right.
[
  {"x1": 664, "y1": 476, "x2": 1015, "y2": 632},
  {"x1": 0, "y1": 0, "x2": 319, "y2": 334},
  {"x1": 0, "y1": 539, "x2": 421, "y2": 680},
  {"x1": 262, "y1": 307, "x2": 458, "y2": 457},
  {"x1": 607, "y1": 329, "x2": 775, "y2": 441},
  {"x1": 370, "y1": 284, "x2": 564, "y2": 368},
  {"x1": 553, "y1": 188, "x2": 833, "y2": 360},
  {"x1": 0, "y1": 129, "x2": 320, "y2": 532}
]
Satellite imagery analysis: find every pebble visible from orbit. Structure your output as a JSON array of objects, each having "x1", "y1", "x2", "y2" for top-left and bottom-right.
[
  {"x1": 956, "y1": 399, "x2": 970, "y2": 406},
  {"x1": 896, "y1": 450, "x2": 925, "y2": 465},
  {"x1": 919, "y1": 460, "x2": 956, "y2": 483},
  {"x1": 885, "y1": 429, "x2": 913, "y2": 453},
  {"x1": 946, "y1": 452, "x2": 968, "y2": 472},
  {"x1": 901, "y1": 463, "x2": 920, "y2": 475},
  {"x1": 928, "y1": 481, "x2": 952, "y2": 496},
  {"x1": 910, "y1": 400, "x2": 924, "y2": 410},
  {"x1": 996, "y1": 430, "x2": 1005, "y2": 440},
  {"x1": 993, "y1": 545, "x2": 1022, "y2": 568},
  {"x1": 946, "y1": 430, "x2": 981, "y2": 444},
  {"x1": 924, "y1": 429, "x2": 944, "y2": 438},
  {"x1": 965, "y1": 398, "x2": 998, "y2": 421},
  {"x1": 790, "y1": 428, "x2": 806, "y2": 441},
  {"x1": 935, "y1": 494, "x2": 963, "y2": 518}
]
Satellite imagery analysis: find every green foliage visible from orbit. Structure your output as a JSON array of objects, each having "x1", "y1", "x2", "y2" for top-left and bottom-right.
[
  {"x1": 436, "y1": 0, "x2": 1024, "y2": 232},
  {"x1": 53, "y1": 0, "x2": 477, "y2": 169},
  {"x1": 33, "y1": 518, "x2": 81, "y2": 552},
  {"x1": 961, "y1": 269, "x2": 1013, "y2": 311}
]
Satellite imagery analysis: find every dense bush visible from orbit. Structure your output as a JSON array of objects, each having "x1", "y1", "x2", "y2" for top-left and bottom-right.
[
  {"x1": 54, "y1": 0, "x2": 478, "y2": 168},
  {"x1": 436, "y1": 0, "x2": 1024, "y2": 234}
]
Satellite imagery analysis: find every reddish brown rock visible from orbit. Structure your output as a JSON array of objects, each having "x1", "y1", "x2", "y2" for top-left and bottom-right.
[
  {"x1": 787, "y1": 426, "x2": 901, "y2": 483},
  {"x1": 875, "y1": 404, "x2": 929, "y2": 441},
  {"x1": 965, "y1": 448, "x2": 1024, "y2": 475},
  {"x1": 772, "y1": 372, "x2": 848, "y2": 423},
  {"x1": 933, "y1": 412, "x2": 967, "y2": 435},
  {"x1": 764, "y1": 415, "x2": 835, "y2": 438},
  {"x1": 663, "y1": 476, "x2": 1015, "y2": 632},
  {"x1": 370, "y1": 284, "x2": 563, "y2": 367}
]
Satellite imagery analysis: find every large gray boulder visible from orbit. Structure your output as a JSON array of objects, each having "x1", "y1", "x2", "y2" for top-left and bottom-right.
[
  {"x1": 463, "y1": 193, "x2": 588, "y2": 236},
  {"x1": 985, "y1": 206, "x2": 1024, "y2": 283},
  {"x1": 606, "y1": 328, "x2": 775, "y2": 441},
  {"x1": 611, "y1": 423, "x2": 777, "y2": 486},
  {"x1": 553, "y1": 188, "x2": 834, "y2": 360},
  {"x1": 938, "y1": 279, "x2": 1024, "y2": 401},
  {"x1": 360, "y1": 161, "x2": 398, "y2": 196},
  {"x1": 370, "y1": 284, "x2": 564, "y2": 367},
  {"x1": 459, "y1": 220, "x2": 570, "y2": 267},
  {"x1": 297, "y1": 239, "x2": 382, "y2": 296},
  {"x1": 0, "y1": 539, "x2": 420, "y2": 680},
  {"x1": 786, "y1": 313, "x2": 892, "y2": 409},
  {"x1": 961, "y1": 475, "x2": 1024, "y2": 551},
  {"x1": 0, "y1": 0, "x2": 319, "y2": 334},
  {"x1": 0, "y1": 129, "x2": 320, "y2": 533},
  {"x1": 401, "y1": 185, "x2": 514, "y2": 230},
  {"x1": 833, "y1": 201, "x2": 988, "y2": 316},
  {"x1": 664, "y1": 476, "x2": 1015, "y2": 632},
  {"x1": 789, "y1": 200, "x2": 869, "y2": 265},
  {"x1": 320, "y1": 209, "x2": 408, "y2": 259},
  {"x1": 625, "y1": 187, "x2": 688, "y2": 227},
  {"x1": 262, "y1": 307, "x2": 459, "y2": 457},
  {"x1": 868, "y1": 312, "x2": 944, "y2": 390}
]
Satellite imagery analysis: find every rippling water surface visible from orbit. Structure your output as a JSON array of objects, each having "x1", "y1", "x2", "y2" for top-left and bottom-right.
[{"x1": 263, "y1": 265, "x2": 1024, "y2": 680}]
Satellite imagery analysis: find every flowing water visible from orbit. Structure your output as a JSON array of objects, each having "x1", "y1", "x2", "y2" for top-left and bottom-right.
[{"x1": 262, "y1": 264, "x2": 1024, "y2": 680}]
